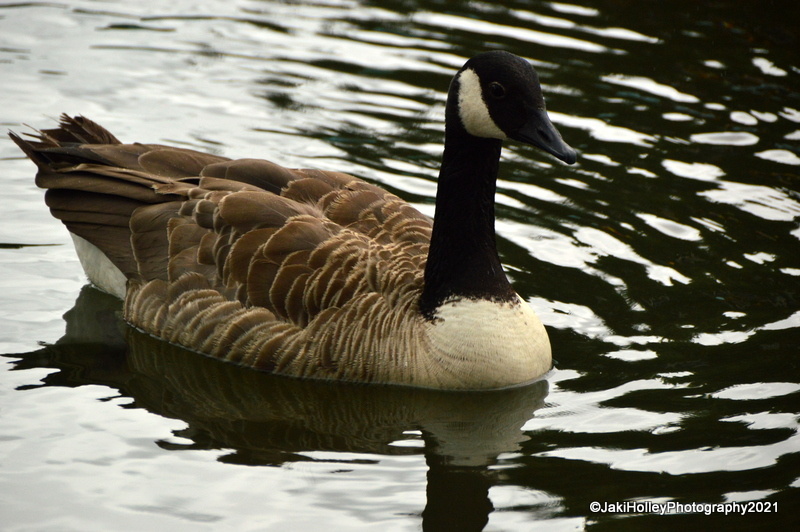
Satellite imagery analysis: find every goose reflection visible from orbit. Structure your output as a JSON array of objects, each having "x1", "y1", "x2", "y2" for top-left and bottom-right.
[{"x1": 9, "y1": 286, "x2": 549, "y2": 531}]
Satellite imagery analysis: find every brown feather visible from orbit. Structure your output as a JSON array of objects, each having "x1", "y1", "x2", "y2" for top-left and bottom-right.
[
  {"x1": 139, "y1": 148, "x2": 229, "y2": 178},
  {"x1": 10, "y1": 114, "x2": 468, "y2": 388}
]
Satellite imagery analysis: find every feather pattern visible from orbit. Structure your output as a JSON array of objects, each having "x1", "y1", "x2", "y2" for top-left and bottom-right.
[
  {"x1": 11, "y1": 52, "x2": 577, "y2": 389},
  {"x1": 12, "y1": 116, "x2": 449, "y2": 385}
]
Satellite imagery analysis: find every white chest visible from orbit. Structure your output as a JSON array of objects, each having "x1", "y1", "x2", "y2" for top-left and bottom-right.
[{"x1": 423, "y1": 296, "x2": 552, "y2": 389}]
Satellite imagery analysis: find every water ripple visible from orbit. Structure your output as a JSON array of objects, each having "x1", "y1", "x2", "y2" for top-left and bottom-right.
[{"x1": 1, "y1": 0, "x2": 798, "y2": 529}]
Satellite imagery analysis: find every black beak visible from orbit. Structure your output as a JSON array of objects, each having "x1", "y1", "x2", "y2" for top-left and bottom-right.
[{"x1": 510, "y1": 108, "x2": 577, "y2": 165}]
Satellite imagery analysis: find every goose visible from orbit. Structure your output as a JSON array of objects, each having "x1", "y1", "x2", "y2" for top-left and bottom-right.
[{"x1": 10, "y1": 51, "x2": 576, "y2": 390}]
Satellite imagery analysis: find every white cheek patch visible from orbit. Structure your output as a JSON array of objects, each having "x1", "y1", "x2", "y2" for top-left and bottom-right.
[{"x1": 457, "y1": 68, "x2": 507, "y2": 140}]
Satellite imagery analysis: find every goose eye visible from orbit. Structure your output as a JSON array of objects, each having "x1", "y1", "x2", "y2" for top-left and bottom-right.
[{"x1": 488, "y1": 82, "x2": 506, "y2": 99}]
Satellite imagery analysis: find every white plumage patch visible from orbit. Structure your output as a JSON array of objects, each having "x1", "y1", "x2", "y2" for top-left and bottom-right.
[
  {"x1": 425, "y1": 295, "x2": 551, "y2": 389},
  {"x1": 71, "y1": 233, "x2": 127, "y2": 299},
  {"x1": 457, "y1": 68, "x2": 507, "y2": 139}
]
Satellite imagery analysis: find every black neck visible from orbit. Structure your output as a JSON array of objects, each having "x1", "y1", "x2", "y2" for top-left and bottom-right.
[{"x1": 420, "y1": 129, "x2": 515, "y2": 319}]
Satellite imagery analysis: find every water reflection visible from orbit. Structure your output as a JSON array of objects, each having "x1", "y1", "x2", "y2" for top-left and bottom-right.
[
  {"x1": 2, "y1": 0, "x2": 799, "y2": 529},
  {"x1": 8, "y1": 286, "x2": 548, "y2": 531}
]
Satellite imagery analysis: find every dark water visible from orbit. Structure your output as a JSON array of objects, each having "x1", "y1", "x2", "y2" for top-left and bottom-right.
[{"x1": 1, "y1": 1, "x2": 798, "y2": 530}]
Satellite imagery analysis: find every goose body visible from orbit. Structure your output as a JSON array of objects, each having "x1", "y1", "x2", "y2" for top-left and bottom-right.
[{"x1": 11, "y1": 51, "x2": 576, "y2": 390}]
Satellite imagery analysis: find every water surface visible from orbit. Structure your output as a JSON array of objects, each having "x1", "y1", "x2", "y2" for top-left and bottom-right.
[{"x1": 1, "y1": 1, "x2": 798, "y2": 530}]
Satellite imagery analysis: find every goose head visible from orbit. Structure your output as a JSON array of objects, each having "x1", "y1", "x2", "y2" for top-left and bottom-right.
[
  {"x1": 447, "y1": 50, "x2": 577, "y2": 164},
  {"x1": 423, "y1": 51, "x2": 576, "y2": 319}
]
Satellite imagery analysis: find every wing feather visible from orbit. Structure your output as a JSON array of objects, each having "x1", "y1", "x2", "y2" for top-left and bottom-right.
[{"x1": 13, "y1": 115, "x2": 433, "y2": 383}]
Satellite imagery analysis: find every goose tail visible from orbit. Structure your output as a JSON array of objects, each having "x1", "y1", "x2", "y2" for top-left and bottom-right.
[{"x1": 8, "y1": 115, "x2": 206, "y2": 297}]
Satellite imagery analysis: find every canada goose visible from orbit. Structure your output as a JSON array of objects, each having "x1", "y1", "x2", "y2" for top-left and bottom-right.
[{"x1": 10, "y1": 50, "x2": 576, "y2": 390}]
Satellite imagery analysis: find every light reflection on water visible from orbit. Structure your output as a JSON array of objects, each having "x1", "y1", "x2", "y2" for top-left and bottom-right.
[{"x1": 1, "y1": 0, "x2": 798, "y2": 530}]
